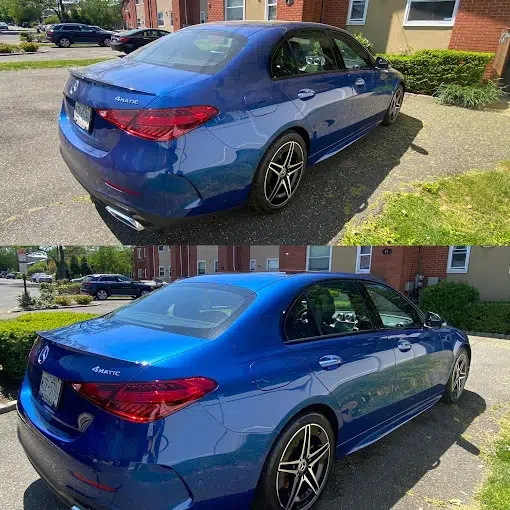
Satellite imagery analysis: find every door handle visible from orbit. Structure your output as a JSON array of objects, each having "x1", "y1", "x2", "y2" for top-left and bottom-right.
[
  {"x1": 398, "y1": 340, "x2": 412, "y2": 352},
  {"x1": 297, "y1": 89, "x2": 316, "y2": 100},
  {"x1": 355, "y1": 78, "x2": 365, "y2": 86},
  {"x1": 319, "y1": 355, "x2": 343, "y2": 370}
]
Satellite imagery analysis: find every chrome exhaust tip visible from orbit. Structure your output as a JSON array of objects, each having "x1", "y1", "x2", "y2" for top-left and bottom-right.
[{"x1": 105, "y1": 206, "x2": 145, "y2": 232}]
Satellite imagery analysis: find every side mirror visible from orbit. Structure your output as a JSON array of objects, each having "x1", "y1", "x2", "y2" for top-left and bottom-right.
[
  {"x1": 375, "y1": 56, "x2": 389, "y2": 70},
  {"x1": 424, "y1": 311, "x2": 443, "y2": 329}
]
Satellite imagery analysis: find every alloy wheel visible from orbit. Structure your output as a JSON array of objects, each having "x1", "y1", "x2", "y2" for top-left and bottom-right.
[
  {"x1": 390, "y1": 88, "x2": 403, "y2": 122},
  {"x1": 140, "y1": 290, "x2": 149, "y2": 296},
  {"x1": 96, "y1": 290, "x2": 108, "y2": 300},
  {"x1": 264, "y1": 141, "x2": 304, "y2": 208},
  {"x1": 103, "y1": 38, "x2": 111, "y2": 46},
  {"x1": 59, "y1": 38, "x2": 70, "y2": 48},
  {"x1": 452, "y1": 353, "x2": 469, "y2": 399},
  {"x1": 276, "y1": 423, "x2": 331, "y2": 510}
]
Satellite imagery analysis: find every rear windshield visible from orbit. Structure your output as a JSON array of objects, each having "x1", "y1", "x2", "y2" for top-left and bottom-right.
[
  {"x1": 128, "y1": 28, "x2": 247, "y2": 75},
  {"x1": 108, "y1": 282, "x2": 255, "y2": 339}
]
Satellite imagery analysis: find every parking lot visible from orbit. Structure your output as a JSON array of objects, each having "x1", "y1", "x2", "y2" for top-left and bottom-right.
[{"x1": 0, "y1": 335, "x2": 508, "y2": 510}]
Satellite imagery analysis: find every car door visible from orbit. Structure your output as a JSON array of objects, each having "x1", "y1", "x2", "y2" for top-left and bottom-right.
[
  {"x1": 99, "y1": 275, "x2": 120, "y2": 296},
  {"x1": 360, "y1": 281, "x2": 451, "y2": 413},
  {"x1": 284, "y1": 280, "x2": 396, "y2": 452},
  {"x1": 329, "y1": 32, "x2": 388, "y2": 132},
  {"x1": 271, "y1": 30, "x2": 355, "y2": 158},
  {"x1": 117, "y1": 276, "x2": 136, "y2": 296}
]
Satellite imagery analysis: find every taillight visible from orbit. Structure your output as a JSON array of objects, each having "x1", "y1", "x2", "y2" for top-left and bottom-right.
[
  {"x1": 119, "y1": 37, "x2": 129, "y2": 43},
  {"x1": 72, "y1": 377, "x2": 217, "y2": 423},
  {"x1": 96, "y1": 106, "x2": 218, "y2": 142}
]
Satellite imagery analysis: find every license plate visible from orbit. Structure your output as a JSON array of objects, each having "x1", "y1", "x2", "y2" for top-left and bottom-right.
[
  {"x1": 73, "y1": 101, "x2": 92, "y2": 131},
  {"x1": 39, "y1": 371, "x2": 63, "y2": 409}
]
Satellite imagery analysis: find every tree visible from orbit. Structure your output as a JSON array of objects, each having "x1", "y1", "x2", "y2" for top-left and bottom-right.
[
  {"x1": 88, "y1": 247, "x2": 133, "y2": 275},
  {"x1": 80, "y1": 256, "x2": 92, "y2": 276},
  {"x1": 45, "y1": 245, "x2": 67, "y2": 280},
  {"x1": 77, "y1": 0, "x2": 122, "y2": 29},
  {"x1": 0, "y1": 247, "x2": 17, "y2": 272},
  {"x1": 69, "y1": 255, "x2": 81, "y2": 277},
  {"x1": 27, "y1": 261, "x2": 48, "y2": 276}
]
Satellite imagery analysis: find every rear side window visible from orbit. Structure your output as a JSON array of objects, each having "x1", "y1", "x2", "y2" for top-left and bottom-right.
[
  {"x1": 129, "y1": 29, "x2": 247, "y2": 75},
  {"x1": 109, "y1": 282, "x2": 255, "y2": 339}
]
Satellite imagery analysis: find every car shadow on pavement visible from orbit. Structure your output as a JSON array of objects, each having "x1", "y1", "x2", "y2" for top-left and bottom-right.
[
  {"x1": 95, "y1": 113, "x2": 424, "y2": 245},
  {"x1": 316, "y1": 390, "x2": 486, "y2": 510}
]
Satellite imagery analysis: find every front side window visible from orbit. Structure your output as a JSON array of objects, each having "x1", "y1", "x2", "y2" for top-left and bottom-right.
[
  {"x1": 285, "y1": 281, "x2": 373, "y2": 341},
  {"x1": 271, "y1": 31, "x2": 337, "y2": 79},
  {"x1": 347, "y1": 0, "x2": 369, "y2": 24},
  {"x1": 447, "y1": 246, "x2": 470, "y2": 273},
  {"x1": 404, "y1": 0, "x2": 459, "y2": 26},
  {"x1": 225, "y1": 0, "x2": 243, "y2": 21},
  {"x1": 307, "y1": 246, "x2": 331, "y2": 271},
  {"x1": 332, "y1": 33, "x2": 372, "y2": 69},
  {"x1": 363, "y1": 282, "x2": 422, "y2": 329}
]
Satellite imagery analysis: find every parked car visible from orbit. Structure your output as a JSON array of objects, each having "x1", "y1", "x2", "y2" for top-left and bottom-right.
[
  {"x1": 5, "y1": 273, "x2": 15, "y2": 279},
  {"x1": 58, "y1": 21, "x2": 405, "y2": 232},
  {"x1": 0, "y1": 22, "x2": 9, "y2": 31},
  {"x1": 0, "y1": 270, "x2": 8, "y2": 278},
  {"x1": 32, "y1": 273, "x2": 53, "y2": 283},
  {"x1": 80, "y1": 274, "x2": 154, "y2": 300},
  {"x1": 140, "y1": 277, "x2": 169, "y2": 289},
  {"x1": 47, "y1": 23, "x2": 114, "y2": 48},
  {"x1": 110, "y1": 28, "x2": 170, "y2": 54},
  {"x1": 70, "y1": 275, "x2": 92, "y2": 283},
  {"x1": 18, "y1": 272, "x2": 470, "y2": 510}
]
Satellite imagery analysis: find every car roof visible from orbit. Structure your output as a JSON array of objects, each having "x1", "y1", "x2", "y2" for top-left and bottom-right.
[{"x1": 180, "y1": 271, "x2": 381, "y2": 292}]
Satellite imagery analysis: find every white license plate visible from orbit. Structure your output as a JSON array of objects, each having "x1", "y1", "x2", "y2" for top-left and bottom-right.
[
  {"x1": 73, "y1": 101, "x2": 92, "y2": 131},
  {"x1": 39, "y1": 371, "x2": 63, "y2": 409}
]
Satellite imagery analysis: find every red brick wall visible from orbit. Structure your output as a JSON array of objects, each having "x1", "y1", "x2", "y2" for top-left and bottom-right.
[
  {"x1": 419, "y1": 247, "x2": 449, "y2": 278},
  {"x1": 277, "y1": 0, "x2": 304, "y2": 21},
  {"x1": 322, "y1": 0, "x2": 349, "y2": 27},
  {"x1": 133, "y1": 245, "x2": 158, "y2": 280},
  {"x1": 143, "y1": 0, "x2": 158, "y2": 27},
  {"x1": 122, "y1": 0, "x2": 137, "y2": 28},
  {"x1": 208, "y1": 0, "x2": 224, "y2": 22},
  {"x1": 449, "y1": 0, "x2": 510, "y2": 53},
  {"x1": 170, "y1": 245, "x2": 196, "y2": 280},
  {"x1": 279, "y1": 245, "x2": 307, "y2": 271}
]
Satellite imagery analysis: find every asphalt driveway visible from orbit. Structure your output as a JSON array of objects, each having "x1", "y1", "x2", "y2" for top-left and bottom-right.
[
  {"x1": 0, "y1": 68, "x2": 509, "y2": 245},
  {"x1": 0, "y1": 335, "x2": 508, "y2": 510}
]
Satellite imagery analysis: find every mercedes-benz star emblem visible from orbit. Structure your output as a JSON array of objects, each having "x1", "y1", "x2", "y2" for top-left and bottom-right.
[{"x1": 38, "y1": 345, "x2": 49, "y2": 365}]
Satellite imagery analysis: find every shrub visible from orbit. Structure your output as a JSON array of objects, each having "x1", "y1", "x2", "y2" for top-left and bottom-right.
[
  {"x1": 0, "y1": 312, "x2": 98, "y2": 379},
  {"x1": 434, "y1": 81, "x2": 506, "y2": 108},
  {"x1": 55, "y1": 295, "x2": 72, "y2": 306},
  {"x1": 56, "y1": 283, "x2": 82, "y2": 295},
  {"x1": 19, "y1": 42, "x2": 39, "y2": 53},
  {"x1": 20, "y1": 32, "x2": 34, "y2": 42},
  {"x1": 0, "y1": 43, "x2": 18, "y2": 53},
  {"x1": 44, "y1": 15, "x2": 60, "y2": 24},
  {"x1": 33, "y1": 284, "x2": 56, "y2": 310},
  {"x1": 353, "y1": 33, "x2": 374, "y2": 54},
  {"x1": 468, "y1": 302, "x2": 510, "y2": 335},
  {"x1": 75, "y1": 294, "x2": 93, "y2": 305},
  {"x1": 379, "y1": 50, "x2": 494, "y2": 95},
  {"x1": 18, "y1": 292, "x2": 35, "y2": 310},
  {"x1": 419, "y1": 280, "x2": 480, "y2": 329}
]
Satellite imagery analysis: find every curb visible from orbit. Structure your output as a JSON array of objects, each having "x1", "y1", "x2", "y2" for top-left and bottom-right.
[
  {"x1": 467, "y1": 331, "x2": 510, "y2": 340},
  {"x1": 0, "y1": 400, "x2": 16, "y2": 414}
]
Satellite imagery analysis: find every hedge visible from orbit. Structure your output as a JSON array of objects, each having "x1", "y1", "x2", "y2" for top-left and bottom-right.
[
  {"x1": 0, "y1": 312, "x2": 98, "y2": 380},
  {"x1": 380, "y1": 50, "x2": 494, "y2": 96}
]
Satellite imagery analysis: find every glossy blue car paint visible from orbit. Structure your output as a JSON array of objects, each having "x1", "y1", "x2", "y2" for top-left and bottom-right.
[
  {"x1": 18, "y1": 272, "x2": 468, "y2": 510},
  {"x1": 58, "y1": 21, "x2": 404, "y2": 226}
]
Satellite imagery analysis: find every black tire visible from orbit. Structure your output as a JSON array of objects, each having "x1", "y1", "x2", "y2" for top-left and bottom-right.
[
  {"x1": 248, "y1": 132, "x2": 307, "y2": 215},
  {"x1": 138, "y1": 289, "x2": 150, "y2": 298},
  {"x1": 442, "y1": 347, "x2": 470, "y2": 404},
  {"x1": 254, "y1": 412, "x2": 334, "y2": 510},
  {"x1": 95, "y1": 289, "x2": 109, "y2": 301},
  {"x1": 58, "y1": 37, "x2": 71, "y2": 48},
  {"x1": 100, "y1": 37, "x2": 111, "y2": 47},
  {"x1": 382, "y1": 84, "x2": 404, "y2": 126}
]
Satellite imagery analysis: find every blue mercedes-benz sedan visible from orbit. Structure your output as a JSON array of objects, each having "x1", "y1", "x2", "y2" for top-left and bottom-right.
[
  {"x1": 18, "y1": 272, "x2": 469, "y2": 510},
  {"x1": 58, "y1": 21, "x2": 405, "y2": 231}
]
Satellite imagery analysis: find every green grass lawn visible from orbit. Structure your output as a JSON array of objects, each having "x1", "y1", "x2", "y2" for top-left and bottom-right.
[
  {"x1": 479, "y1": 411, "x2": 510, "y2": 510},
  {"x1": 0, "y1": 58, "x2": 112, "y2": 71},
  {"x1": 342, "y1": 162, "x2": 510, "y2": 245}
]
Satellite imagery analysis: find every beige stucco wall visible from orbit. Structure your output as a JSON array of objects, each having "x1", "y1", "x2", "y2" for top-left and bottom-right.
[
  {"x1": 197, "y1": 246, "x2": 219, "y2": 274},
  {"x1": 330, "y1": 247, "x2": 357, "y2": 273},
  {"x1": 135, "y1": 2, "x2": 145, "y2": 27},
  {"x1": 347, "y1": 0, "x2": 452, "y2": 54},
  {"x1": 447, "y1": 247, "x2": 510, "y2": 301},
  {"x1": 200, "y1": 0, "x2": 209, "y2": 21},
  {"x1": 250, "y1": 246, "x2": 280, "y2": 271},
  {"x1": 245, "y1": 0, "x2": 265, "y2": 20},
  {"x1": 155, "y1": 0, "x2": 173, "y2": 30}
]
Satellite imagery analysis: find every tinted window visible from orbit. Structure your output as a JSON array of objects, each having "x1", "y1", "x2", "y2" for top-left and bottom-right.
[
  {"x1": 109, "y1": 282, "x2": 255, "y2": 339},
  {"x1": 62, "y1": 25, "x2": 78, "y2": 31},
  {"x1": 363, "y1": 283, "x2": 422, "y2": 329},
  {"x1": 285, "y1": 293, "x2": 321, "y2": 340},
  {"x1": 129, "y1": 29, "x2": 247, "y2": 75},
  {"x1": 332, "y1": 34, "x2": 372, "y2": 70},
  {"x1": 271, "y1": 40, "x2": 299, "y2": 78},
  {"x1": 144, "y1": 30, "x2": 158, "y2": 37}
]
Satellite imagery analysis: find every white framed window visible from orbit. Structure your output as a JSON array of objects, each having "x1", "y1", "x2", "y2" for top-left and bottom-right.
[
  {"x1": 137, "y1": 17, "x2": 141, "y2": 27},
  {"x1": 144, "y1": 268, "x2": 147, "y2": 278},
  {"x1": 137, "y1": 268, "x2": 143, "y2": 278},
  {"x1": 447, "y1": 246, "x2": 471, "y2": 273},
  {"x1": 306, "y1": 246, "x2": 332, "y2": 272},
  {"x1": 356, "y1": 246, "x2": 372, "y2": 273},
  {"x1": 137, "y1": 248, "x2": 142, "y2": 259},
  {"x1": 159, "y1": 265, "x2": 165, "y2": 277},
  {"x1": 197, "y1": 260, "x2": 206, "y2": 275},
  {"x1": 157, "y1": 11, "x2": 164, "y2": 26},
  {"x1": 214, "y1": 260, "x2": 219, "y2": 272},
  {"x1": 168, "y1": 265, "x2": 172, "y2": 278},
  {"x1": 404, "y1": 0, "x2": 460, "y2": 27},
  {"x1": 266, "y1": 0, "x2": 277, "y2": 20},
  {"x1": 143, "y1": 247, "x2": 146, "y2": 258},
  {"x1": 347, "y1": 0, "x2": 369, "y2": 25},
  {"x1": 200, "y1": 10, "x2": 206, "y2": 23},
  {"x1": 158, "y1": 245, "x2": 164, "y2": 252},
  {"x1": 250, "y1": 259, "x2": 256, "y2": 271},
  {"x1": 266, "y1": 258, "x2": 279, "y2": 271},
  {"x1": 170, "y1": 12, "x2": 173, "y2": 26},
  {"x1": 225, "y1": 0, "x2": 244, "y2": 21}
]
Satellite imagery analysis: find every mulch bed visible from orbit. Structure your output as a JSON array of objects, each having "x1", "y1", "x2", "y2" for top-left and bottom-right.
[{"x1": 0, "y1": 372, "x2": 19, "y2": 404}]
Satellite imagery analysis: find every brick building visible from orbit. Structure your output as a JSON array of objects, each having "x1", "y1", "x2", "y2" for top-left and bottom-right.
[{"x1": 133, "y1": 245, "x2": 510, "y2": 301}]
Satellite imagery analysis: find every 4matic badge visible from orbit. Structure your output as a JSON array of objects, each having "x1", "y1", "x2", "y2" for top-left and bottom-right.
[
  {"x1": 115, "y1": 96, "x2": 139, "y2": 105},
  {"x1": 92, "y1": 366, "x2": 120, "y2": 376}
]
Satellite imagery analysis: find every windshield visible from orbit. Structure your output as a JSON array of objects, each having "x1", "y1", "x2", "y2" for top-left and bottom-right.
[
  {"x1": 109, "y1": 282, "x2": 255, "y2": 339},
  {"x1": 128, "y1": 28, "x2": 247, "y2": 75}
]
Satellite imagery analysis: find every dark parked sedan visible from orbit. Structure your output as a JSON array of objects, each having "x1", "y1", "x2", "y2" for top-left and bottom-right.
[
  {"x1": 80, "y1": 274, "x2": 154, "y2": 300},
  {"x1": 110, "y1": 28, "x2": 170, "y2": 54},
  {"x1": 47, "y1": 23, "x2": 114, "y2": 48}
]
